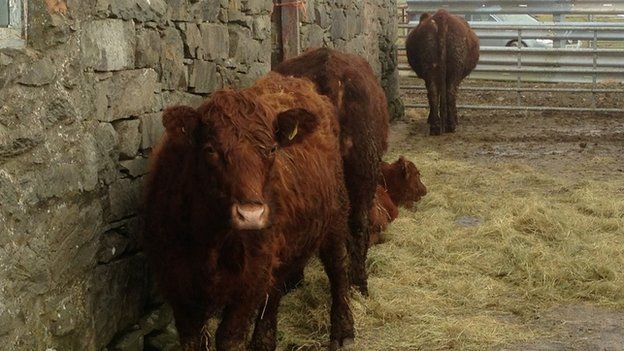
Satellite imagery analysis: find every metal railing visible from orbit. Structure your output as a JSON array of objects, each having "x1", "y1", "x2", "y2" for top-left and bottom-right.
[{"x1": 399, "y1": 2, "x2": 624, "y2": 113}]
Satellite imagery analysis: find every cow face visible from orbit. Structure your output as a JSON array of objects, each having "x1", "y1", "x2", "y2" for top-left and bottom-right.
[
  {"x1": 197, "y1": 91, "x2": 319, "y2": 231},
  {"x1": 382, "y1": 156, "x2": 427, "y2": 208}
]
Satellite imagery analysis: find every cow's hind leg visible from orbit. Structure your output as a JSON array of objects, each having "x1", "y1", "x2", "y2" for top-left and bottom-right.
[
  {"x1": 425, "y1": 78, "x2": 441, "y2": 135},
  {"x1": 445, "y1": 80, "x2": 460, "y2": 133},
  {"x1": 321, "y1": 219, "x2": 355, "y2": 350}
]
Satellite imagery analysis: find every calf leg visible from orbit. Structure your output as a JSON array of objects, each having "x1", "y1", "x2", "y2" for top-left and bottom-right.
[
  {"x1": 425, "y1": 79, "x2": 441, "y2": 136},
  {"x1": 321, "y1": 220, "x2": 355, "y2": 350},
  {"x1": 283, "y1": 267, "x2": 305, "y2": 293}
]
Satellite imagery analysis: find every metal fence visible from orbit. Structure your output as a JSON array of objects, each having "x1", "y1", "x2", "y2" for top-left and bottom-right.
[{"x1": 399, "y1": 1, "x2": 624, "y2": 113}]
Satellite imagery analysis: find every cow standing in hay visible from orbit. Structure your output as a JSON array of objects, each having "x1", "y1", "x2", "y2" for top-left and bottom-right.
[
  {"x1": 406, "y1": 9, "x2": 479, "y2": 135},
  {"x1": 275, "y1": 48, "x2": 389, "y2": 295},
  {"x1": 142, "y1": 72, "x2": 354, "y2": 351}
]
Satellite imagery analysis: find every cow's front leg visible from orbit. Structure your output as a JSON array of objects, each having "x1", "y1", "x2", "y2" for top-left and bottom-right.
[
  {"x1": 250, "y1": 289, "x2": 284, "y2": 351},
  {"x1": 216, "y1": 301, "x2": 257, "y2": 351}
]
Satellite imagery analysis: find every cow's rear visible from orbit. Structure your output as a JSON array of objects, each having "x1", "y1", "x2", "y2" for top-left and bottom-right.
[
  {"x1": 275, "y1": 48, "x2": 389, "y2": 295},
  {"x1": 406, "y1": 10, "x2": 479, "y2": 135}
]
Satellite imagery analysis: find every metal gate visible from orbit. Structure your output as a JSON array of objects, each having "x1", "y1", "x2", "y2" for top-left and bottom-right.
[{"x1": 399, "y1": 1, "x2": 624, "y2": 113}]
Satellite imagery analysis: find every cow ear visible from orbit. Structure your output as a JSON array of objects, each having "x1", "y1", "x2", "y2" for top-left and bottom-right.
[
  {"x1": 275, "y1": 108, "x2": 319, "y2": 147},
  {"x1": 398, "y1": 156, "x2": 411, "y2": 179},
  {"x1": 162, "y1": 105, "x2": 201, "y2": 146}
]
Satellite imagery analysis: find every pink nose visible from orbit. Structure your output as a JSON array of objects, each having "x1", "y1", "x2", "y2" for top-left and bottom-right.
[{"x1": 231, "y1": 203, "x2": 270, "y2": 230}]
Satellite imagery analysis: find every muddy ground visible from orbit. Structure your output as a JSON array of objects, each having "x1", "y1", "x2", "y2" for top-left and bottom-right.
[{"x1": 397, "y1": 80, "x2": 624, "y2": 350}]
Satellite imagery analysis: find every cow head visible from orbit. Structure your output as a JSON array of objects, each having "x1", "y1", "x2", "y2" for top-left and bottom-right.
[
  {"x1": 381, "y1": 156, "x2": 427, "y2": 208},
  {"x1": 188, "y1": 90, "x2": 319, "y2": 231}
]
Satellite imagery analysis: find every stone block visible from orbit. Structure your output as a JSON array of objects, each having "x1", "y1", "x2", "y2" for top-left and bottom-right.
[
  {"x1": 161, "y1": 91, "x2": 205, "y2": 109},
  {"x1": 229, "y1": 27, "x2": 261, "y2": 64},
  {"x1": 180, "y1": 23, "x2": 201, "y2": 58},
  {"x1": 190, "y1": 0, "x2": 221, "y2": 22},
  {"x1": 144, "y1": 322, "x2": 181, "y2": 351},
  {"x1": 198, "y1": 23, "x2": 229, "y2": 60},
  {"x1": 113, "y1": 119, "x2": 141, "y2": 159},
  {"x1": 189, "y1": 60, "x2": 220, "y2": 94},
  {"x1": 108, "y1": 177, "x2": 143, "y2": 221},
  {"x1": 252, "y1": 15, "x2": 271, "y2": 40},
  {"x1": 241, "y1": 0, "x2": 272, "y2": 14},
  {"x1": 330, "y1": 9, "x2": 347, "y2": 40},
  {"x1": 120, "y1": 157, "x2": 149, "y2": 178},
  {"x1": 315, "y1": 6, "x2": 331, "y2": 28},
  {"x1": 301, "y1": 24, "x2": 325, "y2": 49},
  {"x1": 106, "y1": 69, "x2": 161, "y2": 121},
  {"x1": 160, "y1": 27, "x2": 188, "y2": 90},
  {"x1": 90, "y1": 255, "x2": 148, "y2": 349},
  {"x1": 82, "y1": 19, "x2": 136, "y2": 72},
  {"x1": 109, "y1": 0, "x2": 167, "y2": 22},
  {"x1": 17, "y1": 57, "x2": 57, "y2": 87},
  {"x1": 140, "y1": 112, "x2": 165, "y2": 150},
  {"x1": 97, "y1": 231, "x2": 130, "y2": 264},
  {"x1": 111, "y1": 329, "x2": 144, "y2": 351},
  {"x1": 135, "y1": 28, "x2": 161, "y2": 69}
]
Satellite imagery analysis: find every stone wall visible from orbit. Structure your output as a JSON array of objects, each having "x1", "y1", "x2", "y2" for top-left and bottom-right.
[{"x1": 0, "y1": 1, "x2": 400, "y2": 350}]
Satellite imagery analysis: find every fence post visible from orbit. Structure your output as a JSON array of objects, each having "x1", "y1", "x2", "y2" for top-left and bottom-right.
[{"x1": 280, "y1": 0, "x2": 301, "y2": 60}]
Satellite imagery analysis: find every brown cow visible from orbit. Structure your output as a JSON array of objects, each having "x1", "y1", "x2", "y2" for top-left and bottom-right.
[
  {"x1": 142, "y1": 72, "x2": 354, "y2": 351},
  {"x1": 406, "y1": 10, "x2": 479, "y2": 135},
  {"x1": 369, "y1": 157, "x2": 428, "y2": 245},
  {"x1": 275, "y1": 48, "x2": 389, "y2": 295}
]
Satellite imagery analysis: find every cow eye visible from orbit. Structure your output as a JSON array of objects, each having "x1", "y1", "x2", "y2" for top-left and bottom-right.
[
  {"x1": 204, "y1": 144, "x2": 216, "y2": 154},
  {"x1": 268, "y1": 144, "x2": 278, "y2": 155}
]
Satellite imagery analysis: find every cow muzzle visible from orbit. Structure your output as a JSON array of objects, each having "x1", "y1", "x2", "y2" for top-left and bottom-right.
[{"x1": 231, "y1": 202, "x2": 270, "y2": 230}]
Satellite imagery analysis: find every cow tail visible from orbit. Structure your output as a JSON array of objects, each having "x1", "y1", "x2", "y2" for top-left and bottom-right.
[{"x1": 437, "y1": 17, "x2": 449, "y2": 130}]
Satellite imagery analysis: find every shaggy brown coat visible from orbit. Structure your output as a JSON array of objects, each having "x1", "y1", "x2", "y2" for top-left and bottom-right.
[
  {"x1": 406, "y1": 9, "x2": 479, "y2": 135},
  {"x1": 275, "y1": 47, "x2": 389, "y2": 294},
  {"x1": 142, "y1": 72, "x2": 354, "y2": 351},
  {"x1": 369, "y1": 157, "x2": 428, "y2": 245}
]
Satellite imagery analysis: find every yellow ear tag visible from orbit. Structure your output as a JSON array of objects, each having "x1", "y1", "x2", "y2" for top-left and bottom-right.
[{"x1": 288, "y1": 122, "x2": 298, "y2": 141}]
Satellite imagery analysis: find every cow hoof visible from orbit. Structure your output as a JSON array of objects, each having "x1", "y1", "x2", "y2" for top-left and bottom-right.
[
  {"x1": 445, "y1": 126, "x2": 456, "y2": 133},
  {"x1": 329, "y1": 338, "x2": 355, "y2": 351}
]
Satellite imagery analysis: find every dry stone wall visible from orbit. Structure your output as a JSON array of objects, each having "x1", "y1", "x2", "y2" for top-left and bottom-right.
[{"x1": 0, "y1": 1, "x2": 400, "y2": 350}]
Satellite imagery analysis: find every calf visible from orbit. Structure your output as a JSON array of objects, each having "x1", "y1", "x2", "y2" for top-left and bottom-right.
[
  {"x1": 406, "y1": 10, "x2": 479, "y2": 135},
  {"x1": 275, "y1": 48, "x2": 389, "y2": 295},
  {"x1": 142, "y1": 72, "x2": 354, "y2": 351},
  {"x1": 369, "y1": 157, "x2": 428, "y2": 245}
]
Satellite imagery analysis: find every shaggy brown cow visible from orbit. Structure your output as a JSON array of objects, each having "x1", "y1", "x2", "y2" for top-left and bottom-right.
[
  {"x1": 142, "y1": 72, "x2": 354, "y2": 351},
  {"x1": 275, "y1": 47, "x2": 389, "y2": 295},
  {"x1": 369, "y1": 157, "x2": 428, "y2": 245},
  {"x1": 406, "y1": 10, "x2": 479, "y2": 135}
]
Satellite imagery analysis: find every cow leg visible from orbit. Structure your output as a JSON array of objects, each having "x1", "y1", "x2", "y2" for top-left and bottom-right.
[
  {"x1": 215, "y1": 302, "x2": 257, "y2": 351},
  {"x1": 171, "y1": 302, "x2": 209, "y2": 351},
  {"x1": 347, "y1": 210, "x2": 370, "y2": 296},
  {"x1": 425, "y1": 79, "x2": 441, "y2": 136},
  {"x1": 320, "y1": 223, "x2": 355, "y2": 350},
  {"x1": 445, "y1": 81, "x2": 459, "y2": 133},
  {"x1": 249, "y1": 288, "x2": 284, "y2": 351}
]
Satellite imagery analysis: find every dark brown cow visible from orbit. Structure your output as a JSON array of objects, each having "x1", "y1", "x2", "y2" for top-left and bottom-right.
[
  {"x1": 369, "y1": 157, "x2": 427, "y2": 245},
  {"x1": 142, "y1": 72, "x2": 354, "y2": 351},
  {"x1": 275, "y1": 48, "x2": 389, "y2": 295},
  {"x1": 406, "y1": 10, "x2": 479, "y2": 135}
]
